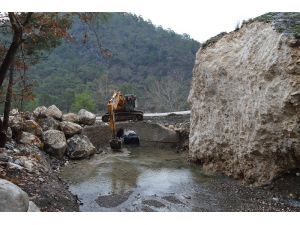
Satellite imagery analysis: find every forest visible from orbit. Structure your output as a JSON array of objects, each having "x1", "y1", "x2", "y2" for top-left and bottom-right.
[{"x1": 0, "y1": 13, "x2": 200, "y2": 115}]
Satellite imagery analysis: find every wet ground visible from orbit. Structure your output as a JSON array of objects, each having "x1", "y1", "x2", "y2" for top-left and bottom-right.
[{"x1": 60, "y1": 146, "x2": 300, "y2": 212}]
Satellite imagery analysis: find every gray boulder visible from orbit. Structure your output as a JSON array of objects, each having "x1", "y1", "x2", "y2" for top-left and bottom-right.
[
  {"x1": 33, "y1": 106, "x2": 47, "y2": 118},
  {"x1": 67, "y1": 134, "x2": 96, "y2": 159},
  {"x1": 19, "y1": 132, "x2": 43, "y2": 148},
  {"x1": 0, "y1": 179, "x2": 29, "y2": 212},
  {"x1": 23, "y1": 120, "x2": 43, "y2": 137},
  {"x1": 37, "y1": 116, "x2": 60, "y2": 131},
  {"x1": 62, "y1": 113, "x2": 79, "y2": 123},
  {"x1": 78, "y1": 109, "x2": 96, "y2": 125},
  {"x1": 60, "y1": 121, "x2": 82, "y2": 138},
  {"x1": 43, "y1": 130, "x2": 67, "y2": 159},
  {"x1": 46, "y1": 105, "x2": 62, "y2": 120}
]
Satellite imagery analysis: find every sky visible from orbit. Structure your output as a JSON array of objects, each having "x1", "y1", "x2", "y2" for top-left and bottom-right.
[{"x1": 1, "y1": 0, "x2": 300, "y2": 42}]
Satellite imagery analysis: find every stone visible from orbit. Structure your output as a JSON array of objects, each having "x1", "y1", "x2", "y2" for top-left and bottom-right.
[
  {"x1": 8, "y1": 113, "x2": 24, "y2": 141},
  {"x1": 37, "y1": 116, "x2": 60, "y2": 131},
  {"x1": 6, "y1": 127, "x2": 12, "y2": 140},
  {"x1": 43, "y1": 130, "x2": 67, "y2": 159},
  {"x1": 19, "y1": 132, "x2": 43, "y2": 148},
  {"x1": 60, "y1": 121, "x2": 82, "y2": 138},
  {"x1": 0, "y1": 179, "x2": 29, "y2": 212},
  {"x1": 27, "y1": 201, "x2": 40, "y2": 212},
  {"x1": 78, "y1": 109, "x2": 96, "y2": 125},
  {"x1": 67, "y1": 134, "x2": 96, "y2": 159},
  {"x1": 46, "y1": 105, "x2": 62, "y2": 120},
  {"x1": 33, "y1": 106, "x2": 47, "y2": 118},
  {"x1": 62, "y1": 113, "x2": 79, "y2": 123},
  {"x1": 7, "y1": 162, "x2": 23, "y2": 170},
  {"x1": 188, "y1": 20, "x2": 300, "y2": 185},
  {"x1": 23, "y1": 120, "x2": 43, "y2": 137}
]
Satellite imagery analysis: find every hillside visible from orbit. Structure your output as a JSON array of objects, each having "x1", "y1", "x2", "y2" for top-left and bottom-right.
[{"x1": 27, "y1": 13, "x2": 200, "y2": 113}]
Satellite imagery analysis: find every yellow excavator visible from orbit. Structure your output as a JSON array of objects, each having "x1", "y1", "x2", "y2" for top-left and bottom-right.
[{"x1": 103, "y1": 91, "x2": 143, "y2": 150}]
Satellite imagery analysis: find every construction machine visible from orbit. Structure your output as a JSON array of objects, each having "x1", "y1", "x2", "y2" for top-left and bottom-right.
[{"x1": 103, "y1": 91, "x2": 143, "y2": 150}]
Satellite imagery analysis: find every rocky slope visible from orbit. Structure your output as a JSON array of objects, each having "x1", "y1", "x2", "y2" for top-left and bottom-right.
[{"x1": 188, "y1": 13, "x2": 300, "y2": 185}]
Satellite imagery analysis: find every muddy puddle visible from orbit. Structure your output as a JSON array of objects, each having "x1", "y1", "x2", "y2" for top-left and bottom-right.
[{"x1": 60, "y1": 147, "x2": 300, "y2": 212}]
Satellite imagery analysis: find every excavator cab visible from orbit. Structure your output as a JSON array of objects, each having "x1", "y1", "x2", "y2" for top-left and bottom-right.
[{"x1": 103, "y1": 91, "x2": 143, "y2": 150}]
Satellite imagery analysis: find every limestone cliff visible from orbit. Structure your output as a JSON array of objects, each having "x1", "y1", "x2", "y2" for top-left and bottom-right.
[{"x1": 188, "y1": 13, "x2": 300, "y2": 185}]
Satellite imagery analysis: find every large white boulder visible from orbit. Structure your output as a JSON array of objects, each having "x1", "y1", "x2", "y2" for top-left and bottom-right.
[
  {"x1": 0, "y1": 179, "x2": 29, "y2": 212},
  {"x1": 62, "y1": 113, "x2": 79, "y2": 123},
  {"x1": 67, "y1": 134, "x2": 96, "y2": 159},
  {"x1": 33, "y1": 106, "x2": 47, "y2": 118},
  {"x1": 46, "y1": 105, "x2": 62, "y2": 120},
  {"x1": 78, "y1": 109, "x2": 96, "y2": 125},
  {"x1": 60, "y1": 121, "x2": 82, "y2": 138},
  {"x1": 43, "y1": 130, "x2": 67, "y2": 159}
]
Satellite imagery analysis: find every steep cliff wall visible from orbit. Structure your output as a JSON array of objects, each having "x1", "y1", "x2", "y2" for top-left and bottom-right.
[{"x1": 188, "y1": 16, "x2": 300, "y2": 185}]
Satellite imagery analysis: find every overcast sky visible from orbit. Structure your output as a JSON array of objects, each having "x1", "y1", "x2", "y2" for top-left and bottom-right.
[{"x1": 2, "y1": 0, "x2": 300, "y2": 42}]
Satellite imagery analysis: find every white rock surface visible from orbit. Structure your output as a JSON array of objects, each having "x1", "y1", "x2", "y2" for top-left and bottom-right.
[
  {"x1": 33, "y1": 106, "x2": 47, "y2": 118},
  {"x1": 43, "y1": 130, "x2": 67, "y2": 159},
  {"x1": 20, "y1": 132, "x2": 43, "y2": 148},
  {"x1": 67, "y1": 134, "x2": 96, "y2": 159},
  {"x1": 60, "y1": 121, "x2": 82, "y2": 138},
  {"x1": 46, "y1": 105, "x2": 62, "y2": 120},
  {"x1": 78, "y1": 109, "x2": 96, "y2": 125},
  {"x1": 188, "y1": 21, "x2": 300, "y2": 185},
  {"x1": 62, "y1": 113, "x2": 79, "y2": 123}
]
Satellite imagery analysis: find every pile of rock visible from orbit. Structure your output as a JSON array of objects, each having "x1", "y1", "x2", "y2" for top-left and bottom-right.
[{"x1": 8, "y1": 106, "x2": 97, "y2": 160}]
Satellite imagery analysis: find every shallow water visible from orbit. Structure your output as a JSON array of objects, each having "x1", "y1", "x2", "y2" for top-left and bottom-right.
[{"x1": 60, "y1": 146, "x2": 300, "y2": 212}]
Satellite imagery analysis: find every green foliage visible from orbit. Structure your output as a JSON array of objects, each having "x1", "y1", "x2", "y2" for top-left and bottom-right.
[
  {"x1": 25, "y1": 12, "x2": 200, "y2": 112},
  {"x1": 71, "y1": 92, "x2": 96, "y2": 112}
]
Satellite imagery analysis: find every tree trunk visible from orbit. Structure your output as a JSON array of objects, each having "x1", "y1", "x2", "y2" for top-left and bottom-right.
[
  {"x1": 0, "y1": 119, "x2": 6, "y2": 148},
  {"x1": 3, "y1": 65, "x2": 14, "y2": 131}
]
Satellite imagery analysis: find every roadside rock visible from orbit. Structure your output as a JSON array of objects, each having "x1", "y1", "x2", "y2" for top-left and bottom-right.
[
  {"x1": 0, "y1": 178, "x2": 29, "y2": 212},
  {"x1": 60, "y1": 121, "x2": 82, "y2": 138},
  {"x1": 188, "y1": 18, "x2": 300, "y2": 185},
  {"x1": 19, "y1": 132, "x2": 43, "y2": 148},
  {"x1": 23, "y1": 120, "x2": 42, "y2": 137},
  {"x1": 67, "y1": 134, "x2": 96, "y2": 159},
  {"x1": 46, "y1": 105, "x2": 62, "y2": 120},
  {"x1": 43, "y1": 130, "x2": 67, "y2": 159},
  {"x1": 78, "y1": 109, "x2": 96, "y2": 125},
  {"x1": 62, "y1": 113, "x2": 79, "y2": 123},
  {"x1": 33, "y1": 106, "x2": 47, "y2": 118},
  {"x1": 37, "y1": 116, "x2": 60, "y2": 131}
]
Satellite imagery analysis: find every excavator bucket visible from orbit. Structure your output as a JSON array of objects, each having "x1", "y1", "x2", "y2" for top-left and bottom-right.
[{"x1": 110, "y1": 138, "x2": 122, "y2": 150}]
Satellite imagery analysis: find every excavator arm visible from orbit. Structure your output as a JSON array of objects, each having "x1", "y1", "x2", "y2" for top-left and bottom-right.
[{"x1": 107, "y1": 91, "x2": 125, "y2": 150}]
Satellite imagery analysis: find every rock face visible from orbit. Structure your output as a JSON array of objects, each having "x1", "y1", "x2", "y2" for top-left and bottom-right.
[
  {"x1": 60, "y1": 121, "x2": 82, "y2": 138},
  {"x1": 62, "y1": 113, "x2": 79, "y2": 123},
  {"x1": 67, "y1": 134, "x2": 96, "y2": 159},
  {"x1": 78, "y1": 109, "x2": 96, "y2": 125},
  {"x1": 189, "y1": 20, "x2": 300, "y2": 185},
  {"x1": 46, "y1": 105, "x2": 62, "y2": 120},
  {"x1": 0, "y1": 179, "x2": 29, "y2": 212},
  {"x1": 43, "y1": 130, "x2": 67, "y2": 159}
]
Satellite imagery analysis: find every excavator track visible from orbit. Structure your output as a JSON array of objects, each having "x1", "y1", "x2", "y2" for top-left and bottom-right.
[{"x1": 102, "y1": 110, "x2": 143, "y2": 122}]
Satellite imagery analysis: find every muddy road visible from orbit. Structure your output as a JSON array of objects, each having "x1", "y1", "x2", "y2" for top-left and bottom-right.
[{"x1": 60, "y1": 146, "x2": 300, "y2": 212}]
